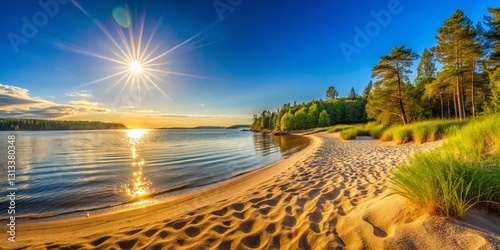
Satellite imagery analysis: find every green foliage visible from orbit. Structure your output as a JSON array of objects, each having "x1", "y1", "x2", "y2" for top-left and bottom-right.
[
  {"x1": 339, "y1": 128, "x2": 357, "y2": 140},
  {"x1": 0, "y1": 118, "x2": 126, "y2": 130},
  {"x1": 252, "y1": 95, "x2": 366, "y2": 132},
  {"x1": 348, "y1": 87, "x2": 358, "y2": 99},
  {"x1": 326, "y1": 85, "x2": 338, "y2": 100},
  {"x1": 390, "y1": 115, "x2": 500, "y2": 218},
  {"x1": 367, "y1": 45, "x2": 419, "y2": 125},
  {"x1": 362, "y1": 80, "x2": 373, "y2": 98},
  {"x1": 280, "y1": 112, "x2": 294, "y2": 131},
  {"x1": 294, "y1": 108, "x2": 309, "y2": 129},
  {"x1": 318, "y1": 110, "x2": 331, "y2": 127}
]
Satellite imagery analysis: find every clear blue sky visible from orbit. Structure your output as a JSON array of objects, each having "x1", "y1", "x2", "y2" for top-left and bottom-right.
[{"x1": 0, "y1": 0, "x2": 497, "y2": 128}]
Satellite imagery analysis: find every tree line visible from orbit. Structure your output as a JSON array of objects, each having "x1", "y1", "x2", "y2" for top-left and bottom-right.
[
  {"x1": 0, "y1": 118, "x2": 127, "y2": 131},
  {"x1": 250, "y1": 86, "x2": 369, "y2": 131},
  {"x1": 252, "y1": 6, "x2": 500, "y2": 130}
]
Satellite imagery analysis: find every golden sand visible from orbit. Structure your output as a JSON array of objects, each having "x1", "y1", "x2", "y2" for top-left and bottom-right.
[{"x1": 8, "y1": 133, "x2": 500, "y2": 249}]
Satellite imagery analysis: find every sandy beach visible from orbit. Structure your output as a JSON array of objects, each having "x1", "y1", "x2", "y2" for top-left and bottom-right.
[{"x1": 8, "y1": 133, "x2": 500, "y2": 249}]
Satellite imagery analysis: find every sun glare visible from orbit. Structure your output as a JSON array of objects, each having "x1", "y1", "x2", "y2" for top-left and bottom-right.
[
  {"x1": 59, "y1": 5, "x2": 213, "y2": 103},
  {"x1": 130, "y1": 61, "x2": 142, "y2": 74}
]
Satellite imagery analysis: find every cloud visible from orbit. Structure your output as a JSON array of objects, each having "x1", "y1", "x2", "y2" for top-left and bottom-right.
[
  {"x1": 0, "y1": 83, "x2": 44, "y2": 106},
  {"x1": 65, "y1": 90, "x2": 93, "y2": 98},
  {"x1": 200, "y1": 104, "x2": 205, "y2": 107},
  {"x1": 0, "y1": 83, "x2": 108, "y2": 118},
  {"x1": 68, "y1": 100, "x2": 100, "y2": 106}
]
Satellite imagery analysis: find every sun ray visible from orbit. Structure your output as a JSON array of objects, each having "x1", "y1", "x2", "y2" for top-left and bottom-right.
[
  {"x1": 62, "y1": 5, "x2": 219, "y2": 105},
  {"x1": 142, "y1": 73, "x2": 174, "y2": 103},
  {"x1": 143, "y1": 31, "x2": 203, "y2": 65},
  {"x1": 79, "y1": 70, "x2": 129, "y2": 87},
  {"x1": 103, "y1": 72, "x2": 132, "y2": 94},
  {"x1": 94, "y1": 20, "x2": 134, "y2": 63},
  {"x1": 149, "y1": 69, "x2": 219, "y2": 80}
]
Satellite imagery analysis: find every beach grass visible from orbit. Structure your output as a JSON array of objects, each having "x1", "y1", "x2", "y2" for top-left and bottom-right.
[
  {"x1": 339, "y1": 128, "x2": 357, "y2": 140},
  {"x1": 390, "y1": 115, "x2": 500, "y2": 218},
  {"x1": 393, "y1": 126, "x2": 412, "y2": 145},
  {"x1": 380, "y1": 127, "x2": 394, "y2": 142},
  {"x1": 327, "y1": 125, "x2": 354, "y2": 133},
  {"x1": 312, "y1": 126, "x2": 333, "y2": 133}
]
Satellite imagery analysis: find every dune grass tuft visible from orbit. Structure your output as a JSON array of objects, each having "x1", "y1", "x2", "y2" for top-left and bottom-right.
[
  {"x1": 339, "y1": 128, "x2": 357, "y2": 140},
  {"x1": 327, "y1": 125, "x2": 354, "y2": 133},
  {"x1": 312, "y1": 126, "x2": 333, "y2": 133},
  {"x1": 380, "y1": 128, "x2": 394, "y2": 142},
  {"x1": 390, "y1": 115, "x2": 500, "y2": 219},
  {"x1": 393, "y1": 127, "x2": 412, "y2": 144}
]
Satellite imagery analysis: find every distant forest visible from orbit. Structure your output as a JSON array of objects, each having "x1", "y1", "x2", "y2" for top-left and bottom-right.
[
  {"x1": 251, "y1": 94, "x2": 367, "y2": 132},
  {"x1": 0, "y1": 118, "x2": 127, "y2": 131},
  {"x1": 252, "y1": 7, "x2": 500, "y2": 131}
]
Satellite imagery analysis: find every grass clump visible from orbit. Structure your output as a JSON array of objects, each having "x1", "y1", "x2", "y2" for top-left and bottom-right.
[
  {"x1": 339, "y1": 128, "x2": 357, "y2": 140},
  {"x1": 327, "y1": 125, "x2": 354, "y2": 133},
  {"x1": 390, "y1": 115, "x2": 500, "y2": 219},
  {"x1": 412, "y1": 123, "x2": 430, "y2": 144},
  {"x1": 380, "y1": 128, "x2": 394, "y2": 142},
  {"x1": 365, "y1": 123, "x2": 385, "y2": 139},
  {"x1": 393, "y1": 126, "x2": 412, "y2": 144},
  {"x1": 312, "y1": 126, "x2": 333, "y2": 133}
]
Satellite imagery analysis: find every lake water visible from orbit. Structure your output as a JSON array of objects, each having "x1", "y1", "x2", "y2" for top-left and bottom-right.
[{"x1": 0, "y1": 129, "x2": 309, "y2": 219}]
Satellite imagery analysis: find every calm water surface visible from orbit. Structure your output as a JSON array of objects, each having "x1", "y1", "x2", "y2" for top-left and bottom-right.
[{"x1": 0, "y1": 129, "x2": 309, "y2": 219}]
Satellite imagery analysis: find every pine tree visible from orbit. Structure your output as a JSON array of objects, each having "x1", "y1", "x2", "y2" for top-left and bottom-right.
[
  {"x1": 415, "y1": 48, "x2": 438, "y2": 118},
  {"x1": 326, "y1": 86, "x2": 338, "y2": 100},
  {"x1": 367, "y1": 45, "x2": 419, "y2": 125},
  {"x1": 348, "y1": 87, "x2": 358, "y2": 99},
  {"x1": 363, "y1": 80, "x2": 373, "y2": 98},
  {"x1": 435, "y1": 10, "x2": 476, "y2": 119},
  {"x1": 484, "y1": 7, "x2": 500, "y2": 112}
]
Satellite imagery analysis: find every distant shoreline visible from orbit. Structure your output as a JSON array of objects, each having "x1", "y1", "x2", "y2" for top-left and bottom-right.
[{"x1": 156, "y1": 125, "x2": 250, "y2": 130}]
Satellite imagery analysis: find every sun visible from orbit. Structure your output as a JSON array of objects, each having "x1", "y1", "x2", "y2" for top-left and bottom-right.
[
  {"x1": 130, "y1": 61, "x2": 142, "y2": 74},
  {"x1": 59, "y1": 5, "x2": 214, "y2": 103}
]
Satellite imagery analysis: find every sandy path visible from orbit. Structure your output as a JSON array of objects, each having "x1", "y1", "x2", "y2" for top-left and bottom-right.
[{"x1": 7, "y1": 133, "x2": 500, "y2": 249}]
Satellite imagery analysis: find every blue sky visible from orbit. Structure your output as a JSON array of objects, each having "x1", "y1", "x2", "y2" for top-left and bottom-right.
[{"x1": 0, "y1": 0, "x2": 497, "y2": 128}]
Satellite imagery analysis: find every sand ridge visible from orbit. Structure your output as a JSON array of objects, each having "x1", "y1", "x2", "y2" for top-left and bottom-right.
[{"x1": 6, "y1": 133, "x2": 500, "y2": 249}]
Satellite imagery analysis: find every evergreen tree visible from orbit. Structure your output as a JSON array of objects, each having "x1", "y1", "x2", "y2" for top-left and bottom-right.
[
  {"x1": 415, "y1": 48, "x2": 438, "y2": 118},
  {"x1": 362, "y1": 80, "x2": 373, "y2": 98},
  {"x1": 435, "y1": 10, "x2": 476, "y2": 119},
  {"x1": 348, "y1": 87, "x2": 358, "y2": 99},
  {"x1": 326, "y1": 86, "x2": 338, "y2": 100},
  {"x1": 367, "y1": 45, "x2": 419, "y2": 125},
  {"x1": 484, "y1": 7, "x2": 500, "y2": 112}
]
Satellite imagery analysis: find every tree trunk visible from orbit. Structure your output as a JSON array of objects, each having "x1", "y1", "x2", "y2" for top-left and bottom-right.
[
  {"x1": 453, "y1": 90, "x2": 458, "y2": 119},
  {"x1": 471, "y1": 60, "x2": 476, "y2": 118},
  {"x1": 456, "y1": 78, "x2": 462, "y2": 120},
  {"x1": 440, "y1": 94, "x2": 444, "y2": 119},
  {"x1": 396, "y1": 69, "x2": 407, "y2": 125},
  {"x1": 460, "y1": 74, "x2": 466, "y2": 118},
  {"x1": 447, "y1": 98, "x2": 451, "y2": 118}
]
